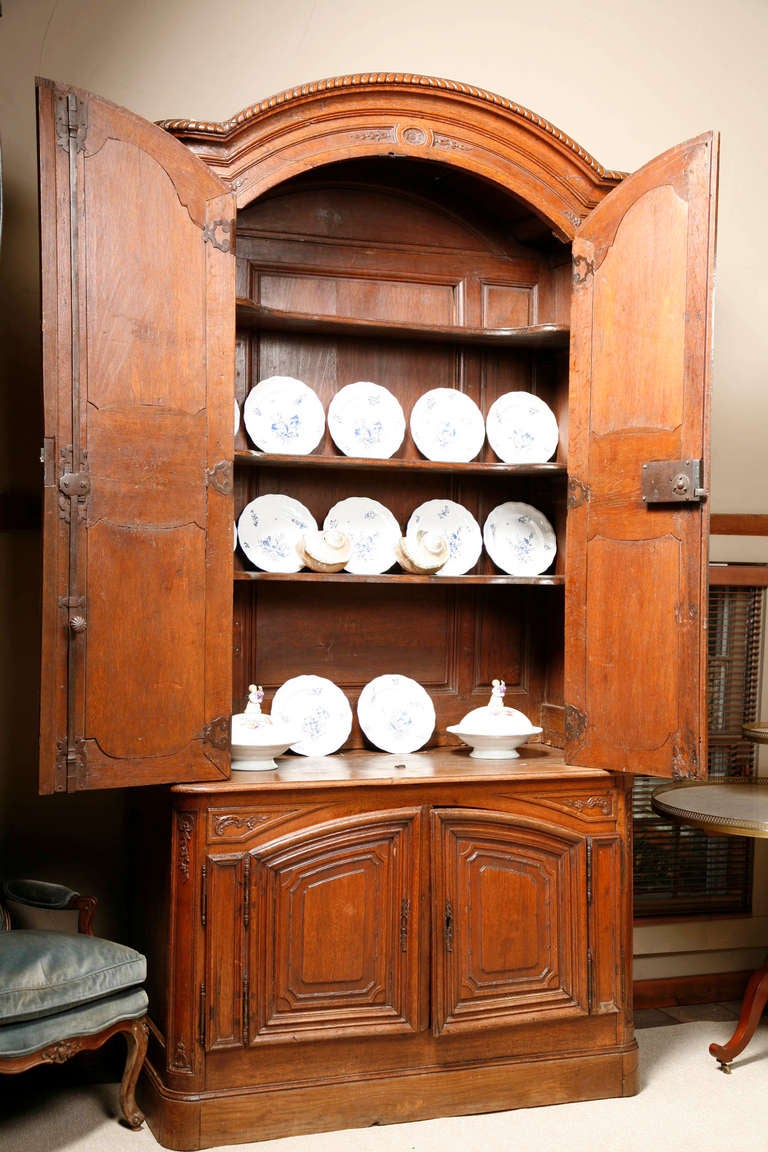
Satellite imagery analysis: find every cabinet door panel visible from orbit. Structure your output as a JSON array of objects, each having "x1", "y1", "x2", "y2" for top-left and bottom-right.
[
  {"x1": 432, "y1": 809, "x2": 588, "y2": 1035},
  {"x1": 567, "y1": 132, "x2": 718, "y2": 779},
  {"x1": 248, "y1": 809, "x2": 424, "y2": 1043},
  {"x1": 37, "y1": 80, "x2": 236, "y2": 792}
]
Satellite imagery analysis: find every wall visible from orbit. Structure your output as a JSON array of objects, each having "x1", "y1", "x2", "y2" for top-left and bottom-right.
[{"x1": 1, "y1": 0, "x2": 767, "y2": 960}]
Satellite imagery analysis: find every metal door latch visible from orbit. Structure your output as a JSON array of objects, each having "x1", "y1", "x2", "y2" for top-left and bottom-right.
[{"x1": 642, "y1": 459, "x2": 708, "y2": 504}]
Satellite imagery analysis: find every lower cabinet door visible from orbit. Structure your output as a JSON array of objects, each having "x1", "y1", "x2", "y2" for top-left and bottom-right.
[
  {"x1": 431, "y1": 808, "x2": 590, "y2": 1035},
  {"x1": 244, "y1": 807, "x2": 424, "y2": 1044}
]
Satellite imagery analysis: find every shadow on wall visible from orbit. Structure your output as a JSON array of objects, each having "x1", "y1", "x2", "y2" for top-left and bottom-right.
[{"x1": 0, "y1": 531, "x2": 131, "y2": 943}]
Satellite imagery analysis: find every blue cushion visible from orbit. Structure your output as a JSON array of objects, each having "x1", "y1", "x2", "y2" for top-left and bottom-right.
[
  {"x1": 0, "y1": 986, "x2": 148, "y2": 1057},
  {"x1": 0, "y1": 931, "x2": 146, "y2": 1024}
]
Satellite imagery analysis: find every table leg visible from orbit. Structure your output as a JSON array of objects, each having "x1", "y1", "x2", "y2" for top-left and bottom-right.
[{"x1": 709, "y1": 961, "x2": 768, "y2": 1073}]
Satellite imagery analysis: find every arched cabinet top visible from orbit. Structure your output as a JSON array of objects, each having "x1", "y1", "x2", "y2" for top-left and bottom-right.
[{"x1": 159, "y1": 74, "x2": 624, "y2": 239}]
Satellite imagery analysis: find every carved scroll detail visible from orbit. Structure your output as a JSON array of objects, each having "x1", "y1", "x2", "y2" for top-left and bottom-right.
[
  {"x1": 176, "y1": 813, "x2": 194, "y2": 881},
  {"x1": 561, "y1": 795, "x2": 613, "y2": 817}
]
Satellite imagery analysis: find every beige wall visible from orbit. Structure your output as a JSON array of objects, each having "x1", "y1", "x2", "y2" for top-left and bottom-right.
[{"x1": 1, "y1": 0, "x2": 767, "y2": 958}]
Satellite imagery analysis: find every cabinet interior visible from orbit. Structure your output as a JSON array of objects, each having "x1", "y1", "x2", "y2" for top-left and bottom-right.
[{"x1": 232, "y1": 157, "x2": 572, "y2": 748}]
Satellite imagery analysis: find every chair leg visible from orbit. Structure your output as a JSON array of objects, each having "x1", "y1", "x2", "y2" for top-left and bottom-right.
[{"x1": 118, "y1": 1018, "x2": 149, "y2": 1129}]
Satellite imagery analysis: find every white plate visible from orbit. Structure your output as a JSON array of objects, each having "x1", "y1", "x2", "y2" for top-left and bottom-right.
[
  {"x1": 243, "y1": 375, "x2": 325, "y2": 455},
  {"x1": 406, "y1": 500, "x2": 482, "y2": 576},
  {"x1": 357, "y1": 674, "x2": 436, "y2": 754},
  {"x1": 271, "y1": 675, "x2": 353, "y2": 756},
  {"x1": 485, "y1": 391, "x2": 559, "y2": 463},
  {"x1": 409, "y1": 388, "x2": 485, "y2": 462},
  {"x1": 237, "y1": 494, "x2": 317, "y2": 573},
  {"x1": 483, "y1": 502, "x2": 557, "y2": 576},
  {"x1": 323, "y1": 497, "x2": 401, "y2": 574},
  {"x1": 234, "y1": 397, "x2": 241, "y2": 436},
  {"x1": 328, "y1": 381, "x2": 405, "y2": 459}
]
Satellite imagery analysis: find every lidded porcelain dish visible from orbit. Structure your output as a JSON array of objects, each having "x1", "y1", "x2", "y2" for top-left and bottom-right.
[
  {"x1": 396, "y1": 531, "x2": 449, "y2": 575},
  {"x1": 299, "y1": 528, "x2": 352, "y2": 573},
  {"x1": 447, "y1": 679, "x2": 542, "y2": 759},
  {"x1": 230, "y1": 684, "x2": 300, "y2": 771}
]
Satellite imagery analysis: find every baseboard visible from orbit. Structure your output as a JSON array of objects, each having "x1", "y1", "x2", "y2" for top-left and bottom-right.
[{"x1": 633, "y1": 970, "x2": 752, "y2": 1010}]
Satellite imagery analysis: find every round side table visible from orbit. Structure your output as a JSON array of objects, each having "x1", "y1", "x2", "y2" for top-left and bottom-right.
[{"x1": 652, "y1": 777, "x2": 768, "y2": 1073}]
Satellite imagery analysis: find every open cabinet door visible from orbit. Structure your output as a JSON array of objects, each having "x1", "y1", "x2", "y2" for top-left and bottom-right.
[
  {"x1": 37, "y1": 80, "x2": 235, "y2": 792},
  {"x1": 566, "y1": 131, "x2": 718, "y2": 779}
]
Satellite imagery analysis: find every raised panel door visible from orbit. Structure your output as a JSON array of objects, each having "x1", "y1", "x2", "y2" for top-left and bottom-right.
[
  {"x1": 567, "y1": 132, "x2": 718, "y2": 778},
  {"x1": 431, "y1": 808, "x2": 589, "y2": 1035},
  {"x1": 37, "y1": 79, "x2": 236, "y2": 793},
  {"x1": 245, "y1": 809, "x2": 424, "y2": 1043}
]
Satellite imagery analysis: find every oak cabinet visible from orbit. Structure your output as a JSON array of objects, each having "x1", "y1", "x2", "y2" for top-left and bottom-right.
[
  {"x1": 134, "y1": 764, "x2": 630, "y2": 1148},
  {"x1": 36, "y1": 73, "x2": 717, "y2": 1148}
]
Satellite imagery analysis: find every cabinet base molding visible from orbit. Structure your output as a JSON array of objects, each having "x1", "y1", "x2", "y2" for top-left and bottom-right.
[{"x1": 139, "y1": 1044, "x2": 639, "y2": 1151}]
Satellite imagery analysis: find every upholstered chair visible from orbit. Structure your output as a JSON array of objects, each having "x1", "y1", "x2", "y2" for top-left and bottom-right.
[{"x1": 0, "y1": 877, "x2": 148, "y2": 1129}]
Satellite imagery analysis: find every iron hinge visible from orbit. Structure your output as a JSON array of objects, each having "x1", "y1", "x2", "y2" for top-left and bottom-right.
[
  {"x1": 642, "y1": 459, "x2": 708, "y2": 504},
  {"x1": 55, "y1": 91, "x2": 88, "y2": 153}
]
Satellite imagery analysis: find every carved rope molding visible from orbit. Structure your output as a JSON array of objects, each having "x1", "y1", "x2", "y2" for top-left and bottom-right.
[{"x1": 157, "y1": 73, "x2": 625, "y2": 184}]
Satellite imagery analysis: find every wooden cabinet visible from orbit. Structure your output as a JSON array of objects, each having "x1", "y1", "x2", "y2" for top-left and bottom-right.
[
  {"x1": 134, "y1": 762, "x2": 632, "y2": 1148},
  {"x1": 36, "y1": 73, "x2": 717, "y2": 1148}
]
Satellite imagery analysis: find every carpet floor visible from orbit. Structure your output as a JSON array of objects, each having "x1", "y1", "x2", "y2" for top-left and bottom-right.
[{"x1": 1, "y1": 1017, "x2": 766, "y2": 1152}]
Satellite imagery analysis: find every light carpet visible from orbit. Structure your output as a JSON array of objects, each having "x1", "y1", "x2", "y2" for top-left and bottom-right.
[{"x1": 1, "y1": 1022, "x2": 767, "y2": 1152}]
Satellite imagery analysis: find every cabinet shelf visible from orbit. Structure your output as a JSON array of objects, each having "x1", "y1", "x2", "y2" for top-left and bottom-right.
[
  {"x1": 235, "y1": 449, "x2": 566, "y2": 476},
  {"x1": 233, "y1": 570, "x2": 564, "y2": 586},
  {"x1": 236, "y1": 299, "x2": 570, "y2": 348}
]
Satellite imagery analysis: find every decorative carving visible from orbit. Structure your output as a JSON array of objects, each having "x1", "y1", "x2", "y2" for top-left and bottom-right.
[
  {"x1": 210, "y1": 804, "x2": 327, "y2": 842},
  {"x1": 397, "y1": 124, "x2": 431, "y2": 147},
  {"x1": 354, "y1": 128, "x2": 397, "y2": 143},
  {"x1": 158, "y1": 74, "x2": 626, "y2": 183},
  {"x1": 176, "y1": 813, "x2": 194, "y2": 881},
  {"x1": 202, "y1": 218, "x2": 233, "y2": 253},
  {"x1": 171, "y1": 1039, "x2": 193, "y2": 1073},
  {"x1": 567, "y1": 477, "x2": 590, "y2": 509},
  {"x1": 561, "y1": 795, "x2": 613, "y2": 817},
  {"x1": 42, "y1": 1038, "x2": 82, "y2": 1064},
  {"x1": 206, "y1": 460, "x2": 233, "y2": 495},
  {"x1": 565, "y1": 704, "x2": 587, "y2": 745},
  {"x1": 433, "y1": 133, "x2": 470, "y2": 153}
]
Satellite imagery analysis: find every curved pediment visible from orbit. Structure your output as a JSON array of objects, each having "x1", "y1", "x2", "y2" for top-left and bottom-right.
[{"x1": 159, "y1": 73, "x2": 624, "y2": 239}]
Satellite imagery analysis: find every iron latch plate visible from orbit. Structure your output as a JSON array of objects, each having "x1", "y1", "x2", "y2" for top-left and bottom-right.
[{"x1": 642, "y1": 459, "x2": 707, "y2": 504}]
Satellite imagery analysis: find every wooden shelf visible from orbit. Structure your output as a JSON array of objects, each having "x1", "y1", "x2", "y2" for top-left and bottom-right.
[
  {"x1": 233, "y1": 570, "x2": 564, "y2": 585},
  {"x1": 235, "y1": 449, "x2": 566, "y2": 475},
  {"x1": 236, "y1": 299, "x2": 570, "y2": 348}
]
